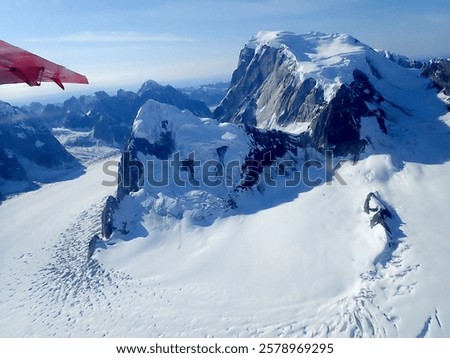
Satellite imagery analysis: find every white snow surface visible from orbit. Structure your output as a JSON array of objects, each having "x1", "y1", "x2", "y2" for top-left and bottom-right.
[
  {"x1": 1, "y1": 148, "x2": 450, "y2": 337},
  {"x1": 246, "y1": 31, "x2": 431, "y2": 105},
  {"x1": 1, "y1": 102, "x2": 448, "y2": 338}
]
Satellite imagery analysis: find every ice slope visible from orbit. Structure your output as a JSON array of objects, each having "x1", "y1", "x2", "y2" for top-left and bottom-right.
[
  {"x1": 1, "y1": 147, "x2": 449, "y2": 337},
  {"x1": 0, "y1": 160, "x2": 117, "y2": 336},
  {"x1": 95, "y1": 155, "x2": 450, "y2": 337}
]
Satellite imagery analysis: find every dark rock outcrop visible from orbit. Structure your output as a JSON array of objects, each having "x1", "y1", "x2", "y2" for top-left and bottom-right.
[
  {"x1": 0, "y1": 146, "x2": 27, "y2": 181},
  {"x1": 87, "y1": 234, "x2": 100, "y2": 260},
  {"x1": 213, "y1": 44, "x2": 325, "y2": 128},
  {"x1": 364, "y1": 192, "x2": 405, "y2": 266},
  {"x1": 310, "y1": 70, "x2": 385, "y2": 156},
  {"x1": 239, "y1": 125, "x2": 308, "y2": 188},
  {"x1": 117, "y1": 117, "x2": 176, "y2": 200},
  {"x1": 213, "y1": 45, "x2": 279, "y2": 125},
  {"x1": 101, "y1": 196, "x2": 119, "y2": 239},
  {"x1": 422, "y1": 59, "x2": 450, "y2": 95}
]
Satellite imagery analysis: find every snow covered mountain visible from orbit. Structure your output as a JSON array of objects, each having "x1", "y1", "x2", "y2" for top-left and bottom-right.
[
  {"x1": 0, "y1": 101, "x2": 83, "y2": 199},
  {"x1": 1, "y1": 31, "x2": 449, "y2": 338},
  {"x1": 213, "y1": 31, "x2": 447, "y2": 155},
  {"x1": 100, "y1": 99, "x2": 312, "y2": 241}
]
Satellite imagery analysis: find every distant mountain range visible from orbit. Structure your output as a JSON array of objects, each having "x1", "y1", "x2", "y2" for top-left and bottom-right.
[{"x1": 0, "y1": 80, "x2": 227, "y2": 199}]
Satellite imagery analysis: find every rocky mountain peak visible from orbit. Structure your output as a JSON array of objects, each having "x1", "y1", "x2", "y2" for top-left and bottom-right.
[{"x1": 213, "y1": 31, "x2": 442, "y2": 156}]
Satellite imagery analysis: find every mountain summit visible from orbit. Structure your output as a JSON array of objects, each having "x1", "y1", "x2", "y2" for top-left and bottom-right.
[{"x1": 213, "y1": 31, "x2": 445, "y2": 155}]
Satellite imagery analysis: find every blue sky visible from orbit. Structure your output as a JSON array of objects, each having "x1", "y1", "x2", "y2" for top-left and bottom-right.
[{"x1": 1, "y1": 0, "x2": 449, "y2": 104}]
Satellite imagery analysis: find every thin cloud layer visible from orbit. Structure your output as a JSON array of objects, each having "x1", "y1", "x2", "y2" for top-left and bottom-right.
[{"x1": 25, "y1": 31, "x2": 196, "y2": 43}]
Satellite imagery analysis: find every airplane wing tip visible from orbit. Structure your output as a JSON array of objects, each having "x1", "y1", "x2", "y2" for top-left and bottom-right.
[{"x1": 1, "y1": 39, "x2": 90, "y2": 90}]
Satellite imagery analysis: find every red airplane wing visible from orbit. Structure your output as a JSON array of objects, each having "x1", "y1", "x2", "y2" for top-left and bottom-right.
[{"x1": 0, "y1": 40, "x2": 88, "y2": 90}]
